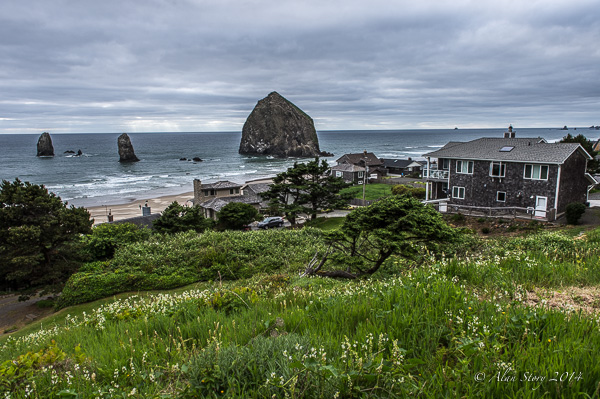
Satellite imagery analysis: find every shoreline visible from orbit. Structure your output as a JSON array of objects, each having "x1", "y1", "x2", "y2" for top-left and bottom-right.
[{"x1": 86, "y1": 191, "x2": 194, "y2": 225}]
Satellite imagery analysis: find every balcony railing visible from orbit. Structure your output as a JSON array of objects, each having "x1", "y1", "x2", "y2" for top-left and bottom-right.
[{"x1": 423, "y1": 169, "x2": 449, "y2": 180}]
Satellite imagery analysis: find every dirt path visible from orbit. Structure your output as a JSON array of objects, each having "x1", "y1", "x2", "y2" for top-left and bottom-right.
[{"x1": 0, "y1": 294, "x2": 55, "y2": 334}]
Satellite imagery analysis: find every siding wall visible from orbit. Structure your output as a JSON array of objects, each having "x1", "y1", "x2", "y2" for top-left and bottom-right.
[
  {"x1": 557, "y1": 151, "x2": 589, "y2": 213},
  {"x1": 448, "y1": 159, "x2": 558, "y2": 210}
]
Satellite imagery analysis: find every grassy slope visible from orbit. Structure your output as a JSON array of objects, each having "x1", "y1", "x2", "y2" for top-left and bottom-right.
[{"x1": 3, "y1": 229, "x2": 600, "y2": 397}]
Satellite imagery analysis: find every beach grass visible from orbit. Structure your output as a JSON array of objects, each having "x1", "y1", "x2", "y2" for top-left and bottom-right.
[{"x1": 2, "y1": 228, "x2": 600, "y2": 397}]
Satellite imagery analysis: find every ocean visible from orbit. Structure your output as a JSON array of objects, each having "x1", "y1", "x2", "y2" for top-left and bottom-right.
[{"x1": 0, "y1": 128, "x2": 579, "y2": 207}]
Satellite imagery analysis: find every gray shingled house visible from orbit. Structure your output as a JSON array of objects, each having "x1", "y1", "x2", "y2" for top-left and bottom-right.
[
  {"x1": 193, "y1": 180, "x2": 262, "y2": 219},
  {"x1": 330, "y1": 163, "x2": 366, "y2": 184},
  {"x1": 335, "y1": 151, "x2": 387, "y2": 181},
  {"x1": 381, "y1": 158, "x2": 425, "y2": 175},
  {"x1": 423, "y1": 132, "x2": 596, "y2": 221}
]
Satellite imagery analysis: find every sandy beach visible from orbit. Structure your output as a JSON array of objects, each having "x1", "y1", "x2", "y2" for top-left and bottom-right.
[{"x1": 86, "y1": 191, "x2": 195, "y2": 224}]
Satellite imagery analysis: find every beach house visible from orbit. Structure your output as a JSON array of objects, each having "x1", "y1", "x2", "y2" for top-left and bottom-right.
[
  {"x1": 335, "y1": 151, "x2": 386, "y2": 183},
  {"x1": 193, "y1": 180, "x2": 262, "y2": 219},
  {"x1": 423, "y1": 129, "x2": 596, "y2": 220}
]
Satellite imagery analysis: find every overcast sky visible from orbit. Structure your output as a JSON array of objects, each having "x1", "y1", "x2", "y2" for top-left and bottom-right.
[{"x1": 1, "y1": 0, "x2": 599, "y2": 134}]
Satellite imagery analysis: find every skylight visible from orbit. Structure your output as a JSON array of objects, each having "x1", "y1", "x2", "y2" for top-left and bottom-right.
[{"x1": 499, "y1": 146, "x2": 514, "y2": 152}]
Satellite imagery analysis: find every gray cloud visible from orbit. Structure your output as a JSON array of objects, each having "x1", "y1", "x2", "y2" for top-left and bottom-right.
[{"x1": 1, "y1": 0, "x2": 599, "y2": 133}]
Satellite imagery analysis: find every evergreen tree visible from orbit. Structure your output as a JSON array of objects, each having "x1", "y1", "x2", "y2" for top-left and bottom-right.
[
  {"x1": 152, "y1": 201, "x2": 214, "y2": 234},
  {"x1": 217, "y1": 202, "x2": 260, "y2": 230},
  {"x1": 261, "y1": 158, "x2": 352, "y2": 225},
  {"x1": 0, "y1": 179, "x2": 93, "y2": 294},
  {"x1": 304, "y1": 195, "x2": 456, "y2": 278}
]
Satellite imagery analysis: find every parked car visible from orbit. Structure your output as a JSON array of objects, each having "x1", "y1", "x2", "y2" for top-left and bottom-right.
[{"x1": 257, "y1": 216, "x2": 285, "y2": 229}]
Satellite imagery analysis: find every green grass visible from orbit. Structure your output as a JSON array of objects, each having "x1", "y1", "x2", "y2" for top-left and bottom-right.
[
  {"x1": 3, "y1": 228, "x2": 600, "y2": 397},
  {"x1": 340, "y1": 183, "x2": 393, "y2": 200},
  {"x1": 305, "y1": 217, "x2": 345, "y2": 230}
]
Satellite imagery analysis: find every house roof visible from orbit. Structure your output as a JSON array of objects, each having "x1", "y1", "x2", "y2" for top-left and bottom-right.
[
  {"x1": 110, "y1": 213, "x2": 161, "y2": 229},
  {"x1": 242, "y1": 182, "x2": 271, "y2": 194},
  {"x1": 423, "y1": 137, "x2": 591, "y2": 164},
  {"x1": 381, "y1": 158, "x2": 412, "y2": 169},
  {"x1": 199, "y1": 180, "x2": 242, "y2": 190},
  {"x1": 336, "y1": 152, "x2": 382, "y2": 166},
  {"x1": 381, "y1": 158, "x2": 424, "y2": 169},
  {"x1": 198, "y1": 195, "x2": 261, "y2": 212},
  {"x1": 330, "y1": 163, "x2": 365, "y2": 172}
]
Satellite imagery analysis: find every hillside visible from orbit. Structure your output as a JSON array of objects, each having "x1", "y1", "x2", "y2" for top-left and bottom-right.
[{"x1": 2, "y1": 227, "x2": 600, "y2": 397}]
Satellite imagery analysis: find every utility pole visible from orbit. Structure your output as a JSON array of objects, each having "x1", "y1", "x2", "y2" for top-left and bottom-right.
[{"x1": 362, "y1": 164, "x2": 369, "y2": 201}]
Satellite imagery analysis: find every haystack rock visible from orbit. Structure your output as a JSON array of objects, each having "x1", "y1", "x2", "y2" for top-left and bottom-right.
[
  {"x1": 36, "y1": 132, "x2": 54, "y2": 157},
  {"x1": 118, "y1": 133, "x2": 139, "y2": 162},
  {"x1": 239, "y1": 92, "x2": 330, "y2": 158}
]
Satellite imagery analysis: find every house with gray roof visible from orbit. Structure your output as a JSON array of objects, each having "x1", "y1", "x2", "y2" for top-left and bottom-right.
[
  {"x1": 381, "y1": 158, "x2": 425, "y2": 175},
  {"x1": 335, "y1": 150, "x2": 387, "y2": 182},
  {"x1": 193, "y1": 179, "x2": 261, "y2": 219},
  {"x1": 330, "y1": 163, "x2": 366, "y2": 184},
  {"x1": 423, "y1": 128, "x2": 597, "y2": 220}
]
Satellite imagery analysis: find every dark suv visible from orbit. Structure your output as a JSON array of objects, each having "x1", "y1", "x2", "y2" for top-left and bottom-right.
[{"x1": 257, "y1": 216, "x2": 285, "y2": 229}]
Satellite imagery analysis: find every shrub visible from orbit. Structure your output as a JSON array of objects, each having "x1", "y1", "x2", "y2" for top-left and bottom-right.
[
  {"x1": 83, "y1": 222, "x2": 151, "y2": 260},
  {"x1": 57, "y1": 228, "x2": 325, "y2": 307},
  {"x1": 153, "y1": 202, "x2": 214, "y2": 234},
  {"x1": 391, "y1": 184, "x2": 426, "y2": 199},
  {"x1": 450, "y1": 213, "x2": 466, "y2": 224},
  {"x1": 217, "y1": 202, "x2": 260, "y2": 230},
  {"x1": 565, "y1": 202, "x2": 587, "y2": 225}
]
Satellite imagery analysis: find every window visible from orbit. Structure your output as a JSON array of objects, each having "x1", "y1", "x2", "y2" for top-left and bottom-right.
[
  {"x1": 336, "y1": 171, "x2": 342, "y2": 177},
  {"x1": 358, "y1": 171, "x2": 364, "y2": 178},
  {"x1": 497, "y1": 191, "x2": 506, "y2": 202},
  {"x1": 358, "y1": 180, "x2": 364, "y2": 185},
  {"x1": 524, "y1": 164, "x2": 549, "y2": 180},
  {"x1": 456, "y1": 160, "x2": 473, "y2": 174},
  {"x1": 452, "y1": 186, "x2": 465, "y2": 199},
  {"x1": 490, "y1": 161, "x2": 506, "y2": 177},
  {"x1": 499, "y1": 146, "x2": 514, "y2": 152},
  {"x1": 204, "y1": 189, "x2": 216, "y2": 196},
  {"x1": 441, "y1": 159, "x2": 450, "y2": 170},
  {"x1": 229, "y1": 188, "x2": 240, "y2": 195}
]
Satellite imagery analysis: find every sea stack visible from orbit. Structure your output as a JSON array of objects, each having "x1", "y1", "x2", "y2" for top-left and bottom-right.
[
  {"x1": 36, "y1": 132, "x2": 54, "y2": 157},
  {"x1": 118, "y1": 133, "x2": 140, "y2": 162},
  {"x1": 239, "y1": 92, "x2": 329, "y2": 158}
]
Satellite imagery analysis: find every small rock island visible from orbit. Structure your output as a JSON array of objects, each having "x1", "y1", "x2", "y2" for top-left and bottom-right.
[
  {"x1": 36, "y1": 132, "x2": 54, "y2": 157},
  {"x1": 118, "y1": 133, "x2": 140, "y2": 162},
  {"x1": 239, "y1": 92, "x2": 331, "y2": 158}
]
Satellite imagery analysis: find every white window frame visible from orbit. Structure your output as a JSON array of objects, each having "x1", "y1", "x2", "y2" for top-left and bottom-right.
[
  {"x1": 496, "y1": 191, "x2": 506, "y2": 202},
  {"x1": 358, "y1": 180, "x2": 364, "y2": 185},
  {"x1": 336, "y1": 171, "x2": 342, "y2": 177},
  {"x1": 489, "y1": 161, "x2": 506, "y2": 177},
  {"x1": 357, "y1": 171, "x2": 364, "y2": 178},
  {"x1": 452, "y1": 186, "x2": 465, "y2": 199},
  {"x1": 456, "y1": 160, "x2": 474, "y2": 174},
  {"x1": 524, "y1": 164, "x2": 549, "y2": 180}
]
